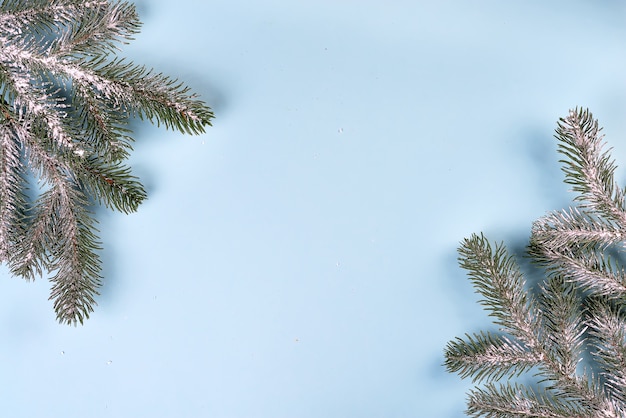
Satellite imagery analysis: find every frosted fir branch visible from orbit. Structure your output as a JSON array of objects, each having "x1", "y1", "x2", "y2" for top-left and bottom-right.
[
  {"x1": 0, "y1": 0, "x2": 213, "y2": 324},
  {"x1": 45, "y1": 179, "x2": 101, "y2": 325},
  {"x1": 0, "y1": 1, "x2": 119, "y2": 47},
  {"x1": 531, "y1": 208, "x2": 626, "y2": 253},
  {"x1": 70, "y1": 77, "x2": 135, "y2": 163},
  {"x1": 450, "y1": 238, "x2": 606, "y2": 414},
  {"x1": 78, "y1": 57, "x2": 212, "y2": 134},
  {"x1": 466, "y1": 382, "x2": 610, "y2": 418},
  {"x1": 10, "y1": 187, "x2": 58, "y2": 281},
  {"x1": 0, "y1": 120, "x2": 26, "y2": 261},
  {"x1": 74, "y1": 156, "x2": 147, "y2": 214},
  {"x1": 538, "y1": 276, "x2": 587, "y2": 379},
  {"x1": 445, "y1": 331, "x2": 542, "y2": 384},
  {"x1": 7, "y1": 50, "x2": 212, "y2": 137},
  {"x1": 556, "y1": 108, "x2": 626, "y2": 227},
  {"x1": 585, "y1": 298, "x2": 626, "y2": 406},
  {"x1": 0, "y1": 45, "x2": 76, "y2": 151},
  {"x1": 529, "y1": 244, "x2": 626, "y2": 298},
  {"x1": 52, "y1": 1, "x2": 140, "y2": 55},
  {"x1": 458, "y1": 233, "x2": 541, "y2": 345},
  {"x1": 446, "y1": 109, "x2": 626, "y2": 417}
]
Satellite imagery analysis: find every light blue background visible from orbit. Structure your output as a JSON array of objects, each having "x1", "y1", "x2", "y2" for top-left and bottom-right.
[{"x1": 2, "y1": 1, "x2": 626, "y2": 417}]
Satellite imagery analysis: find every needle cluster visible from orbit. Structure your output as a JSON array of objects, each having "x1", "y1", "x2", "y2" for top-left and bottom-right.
[
  {"x1": 445, "y1": 108, "x2": 626, "y2": 417},
  {"x1": 0, "y1": 0, "x2": 213, "y2": 325}
]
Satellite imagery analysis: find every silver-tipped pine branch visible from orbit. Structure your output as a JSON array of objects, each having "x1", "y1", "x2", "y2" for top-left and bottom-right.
[{"x1": 0, "y1": 0, "x2": 213, "y2": 325}]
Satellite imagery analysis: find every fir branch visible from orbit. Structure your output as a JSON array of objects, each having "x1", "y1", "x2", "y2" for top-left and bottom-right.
[
  {"x1": 80, "y1": 56, "x2": 213, "y2": 135},
  {"x1": 0, "y1": 0, "x2": 213, "y2": 324},
  {"x1": 46, "y1": 179, "x2": 101, "y2": 325},
  {"x1": 454, "y1": 236, "x2": 609, "y2": 414},
  {"x1": 74, "y1": 157, "x2": 146, "y2": 214},
  {"x1": 466, "y1": 382, "x2": 595, "y2": 418},
  {"x1": 52, "y1": 1, "x2": 140, "y2": 55},
  {"x1": 585, "y1": 297, "x2": 626, "y2": 406},
  {"x1": 0, "y1": 119, "x2": 27, "y2": 261},
  {"x1": 556, "y1": 107, "x2": 626, "y2": 226},
  {"x1": 70, "y1": 78, "x2": 135, "y2": 162},
  {"x1": 538, "y1": 276, "x2": 586, "y2": 379},
  {"x1": 0, "y1": 1, "x2": 120, "y2": 47},
  {"x1": 444, "y1": 332, "x2": 541, "y2": 384},
  {"x1": 9, "y1": 189, "x2": 55, "y2": 280},
  {"x1": 531, "y1": 208, "x2": 625, "y2": 253},
  {"x1": 458, "y1": 233, "x2": 540, "y2": 344},
  {"x1": 529, "y1": 243, "x2": 626, "y2": 299},
  {"x1": 445, "y1": 108, "x2": 626, "y2": 417}
]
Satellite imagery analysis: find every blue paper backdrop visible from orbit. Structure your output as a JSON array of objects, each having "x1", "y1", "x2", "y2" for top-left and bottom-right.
[{"x1": 2, "y1": 1, "x2": 626, "y2": 417}]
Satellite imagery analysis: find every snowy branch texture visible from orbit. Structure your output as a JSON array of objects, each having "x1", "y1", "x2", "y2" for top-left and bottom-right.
[
  {"x1": 0, "y1": 0, "x2": 213, "y2": 325},
  {"x1": 445, "y1": 108, "x2": 626, "y2": 417}
]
